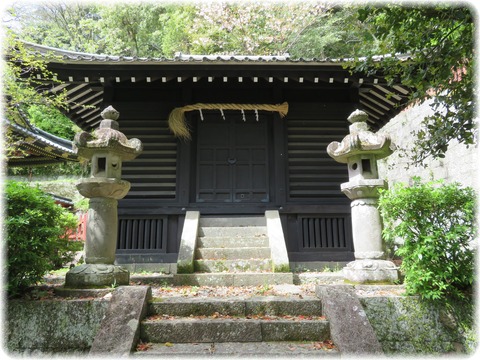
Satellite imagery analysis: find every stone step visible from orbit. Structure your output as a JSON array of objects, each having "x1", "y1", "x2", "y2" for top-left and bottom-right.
[
  {"x1": 140, "y1": 318, "x2": 330, "y2": 343},
  {"x1": 199, "y1": 226, "x2": 267, "y2": 237},
  {"x1": 197, "y1": 236, "x2": 269, "y2": 248},
  {"x1": 199, "y1": 216, "x2": 266, "y2": 227},
  {"x1": 148, "y1": 296, "x2": 323, "y2": 317},
  {"x1": 195, "y1": 247, "x2": 271, "y2": 260},
  {"x1": 173, "y1": 272, "x2": 294, "y2": 286},
  {"x1": 133, "y1": 341, "x2": 339, "y2": 356},
  {"x1": 194, "y1": 259, "x2": 272, "y2": 273}
]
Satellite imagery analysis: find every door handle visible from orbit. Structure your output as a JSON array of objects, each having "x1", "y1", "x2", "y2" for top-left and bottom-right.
[{"x1": 227, "y1": 157, "x2": 237, "y2": 165}]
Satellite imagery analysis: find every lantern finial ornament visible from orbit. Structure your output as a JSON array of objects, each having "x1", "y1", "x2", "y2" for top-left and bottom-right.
[{"x1": 347, "y1": 109, "x2": 369, "y2": 123}]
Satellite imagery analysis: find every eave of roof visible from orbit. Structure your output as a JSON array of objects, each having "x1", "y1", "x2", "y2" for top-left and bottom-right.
[
  {"x1": 5, "y1": 107, "x2": 78, "y2": 167},
  {"x1": 23, "y1": 41, "x2": 411, "y2": 66},
  {"x1": 21, "y1": 42, "x2": 413, "y2": 131}
]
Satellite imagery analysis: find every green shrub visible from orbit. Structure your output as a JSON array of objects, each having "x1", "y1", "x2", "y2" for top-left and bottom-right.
[
  {"x1": 379, "y1": 178, "x2": 476, "y2": 301},
  {"x1": 5, "y1": 181, "x2": 79, "y2": 297}
]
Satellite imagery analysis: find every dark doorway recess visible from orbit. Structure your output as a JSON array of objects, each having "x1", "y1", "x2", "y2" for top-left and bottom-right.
[{"x1": 195, "y1": 113, "x2": 270, "y2": 204}]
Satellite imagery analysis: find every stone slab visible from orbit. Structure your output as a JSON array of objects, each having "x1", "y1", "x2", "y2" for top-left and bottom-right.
[
  {"x1": 194, "y1": 258, "x2": 272, "y2": 272},
  {"x1": 233, "y1": 272, "x2": 293, "y2": 286},
  {"x1": 130, "y1": 274, "x2": 174, "y2": 285},
  {"x1": 261, "y1": 320, "x2": 330, "y2": 341},
  {"x1": 173, "y1": 273, "x2": 235, "y2": 286},
  {"x1": 7, "y1": 299, "x2": 109, "y2": 353},
  {"x1": 141, "y1": 319, "x2": 329, "y2": 343},
  {"x1": 196, "y1": 247, "x2": 271, "y2": 260},
  {"x1": 293, "y1": 272, "x2": 344, "y2": 285},
  {"x1": 197, "y1": 236, "x2": 269, "y2": 248},
  {"x1": 149, "y1": 298, "x2": 246, "y2": 317},
  {"x1": 148, "y1": 296, "x2": 322, "y2": 317},
  {"x1": 173, "y1": 272, "x2": 293, "y2": 286},
  {"x1": 133, "y1": 341, "x2": 339, "y2": 356},
  {"x1": 316, "y1": 284, "x2": 383, "y2": 355},
  {"x1": 89, "y1": 286, "x2": 151, "y2": 356},
  {"x1": 199, "y1": 216, "x2": 266, "y2": 227},
  {"x1": 141, "y1": 319, "x2": 263, "y2": 343},
  {"x1": 245, "y1": 296, "x2": 323, "y2": 316},
  {"x1": 199, "y1": 226, "x2": 267, "y2": 237}
]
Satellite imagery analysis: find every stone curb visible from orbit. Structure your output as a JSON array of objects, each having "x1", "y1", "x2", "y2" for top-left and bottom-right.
[
  {"x1": 89, "y1": 285, "x2": 151, "y2": 356},
  {"x1": 316, "y1": 284, "x2": 384, "y2": 355},
  {"x1": 133, "y1": 341, "x2": 340, "y2": 356},
  {"x1": 141, "y1": 318, "x2": 330, "y2": 343},
  {"x1": 149, "y1": 296, "x2": 323, "y2": 317}
]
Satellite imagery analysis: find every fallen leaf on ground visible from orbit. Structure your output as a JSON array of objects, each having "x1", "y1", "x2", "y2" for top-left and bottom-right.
[
  {"x1": 136, "y1": 341, "x2": 152, "y2": 351},
  {"x1": 313, "y1": 340, "x2": 336, "y2": 350}
]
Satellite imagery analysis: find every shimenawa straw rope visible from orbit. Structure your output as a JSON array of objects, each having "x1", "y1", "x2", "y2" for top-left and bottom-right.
[{"x1": 168, "y1": 102, "x2": 289, "y2": 140}]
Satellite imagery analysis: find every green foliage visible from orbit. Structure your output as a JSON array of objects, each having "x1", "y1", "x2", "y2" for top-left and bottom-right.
[
  {"x1": 9, "y1": 2, "x2": 371, "y2": 58},
  {"x1": 3, "y1": 31, "x2": 67, "y2": 119},
  {"x1": 8, "y1": 3, "x2": 104, "y2": 53},
  {"x1": 287, "y1": 6, "x2": 380, "y2": 59},
  {"x1": 27, "y1": 104, "x2": 80, "y2": 140},
  {"x1": 379, "y1": 179, "x2": 476, "y2": 302},
  {"x1": 5, "y1": 181, "x2": 79, "y2": 297},
  {"x1": 7, "y1": 161, "x2": 89, "y2": 177},
  {"x1": 353, "y1": 4, "x2": 475, "y2": 163}
]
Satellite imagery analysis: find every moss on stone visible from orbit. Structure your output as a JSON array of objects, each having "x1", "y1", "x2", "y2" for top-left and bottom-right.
[
  {"x1": 360, "y1": 296, "x2": 469, "y2": 354},
  {"x1": 273, "y1": 264, "x2": 291, "y2": 273},
  {"x1": 176, "y1": 262, "x2": 194, "y2": 274}
]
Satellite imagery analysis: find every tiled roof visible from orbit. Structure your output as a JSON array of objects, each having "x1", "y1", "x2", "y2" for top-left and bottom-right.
[
  {"x1": 24, "y1": 42, "x2": 410, "y2": 65},
  {"x1": 5, "y1": 107, "x2": 78, "y2": 167},
  {"x1": 21, "y1": 42, "x2": 413, "y2": 131}
]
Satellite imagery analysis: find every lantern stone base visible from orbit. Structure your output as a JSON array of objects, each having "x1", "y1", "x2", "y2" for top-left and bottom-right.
[
  {"x1": 65, "y1": 264, "x2": 129, "y2": 288},
  {"x1": 342, "y1": 259, "x2": 399, "y2": 284}
]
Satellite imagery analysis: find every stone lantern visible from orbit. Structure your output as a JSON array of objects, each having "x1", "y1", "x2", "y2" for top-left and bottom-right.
[
  {"x1": 65, "y1": 106, "x2": 143, "y2": 288},
  {"x1": 327, "y1": 109, "x2": 398, "y2": 283}
]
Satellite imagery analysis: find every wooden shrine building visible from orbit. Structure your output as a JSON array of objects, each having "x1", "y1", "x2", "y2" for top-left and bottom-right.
[{"x1": 27, "y1": 43, "x2": 412, "y2": 267}]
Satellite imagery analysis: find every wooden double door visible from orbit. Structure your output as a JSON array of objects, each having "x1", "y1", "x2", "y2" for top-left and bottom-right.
[{"x1": 196, "y1": 113, "x2": 270, "y2": 203}]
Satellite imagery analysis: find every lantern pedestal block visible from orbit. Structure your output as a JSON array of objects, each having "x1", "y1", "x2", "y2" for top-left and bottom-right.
[
  {"x1": 343, "y1": 259, "x2": 399, "y2": 284},
  {"x1": 65, "y1": 264, "x2": 129, "y2": 288}
]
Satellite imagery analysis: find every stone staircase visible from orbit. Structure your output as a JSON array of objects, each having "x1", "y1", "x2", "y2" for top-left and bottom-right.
[
  {"x1": 174, "y1": 214, "x2": 294, "y2": 286},
  {"x1": 195, "y1": 216, "x2": 271, "y2": 272},
  {"x1": 134, "y1": 295, "x2": 337, "y2": 356}
]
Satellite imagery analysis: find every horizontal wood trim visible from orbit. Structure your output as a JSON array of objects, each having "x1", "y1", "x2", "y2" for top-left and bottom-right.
[
  {"x1": 286, "y1": 114, "x2": 349, "y2": 201},
  {"x1": 120, "y1": 117, "x2": 177, "y2": 200}
]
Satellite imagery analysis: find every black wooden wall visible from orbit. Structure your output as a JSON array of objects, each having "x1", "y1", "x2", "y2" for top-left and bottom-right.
[{"x1": 109, "y1": 79, "x2": 355, "y2": 264}]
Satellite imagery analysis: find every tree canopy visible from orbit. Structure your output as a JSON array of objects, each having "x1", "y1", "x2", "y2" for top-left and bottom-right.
[
  {"x1": 3, "y1": 1, "x2": 476, "y2": 164},
  {"x1": 353, "y1": 4, "x2": 475, "y2": 164}
]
